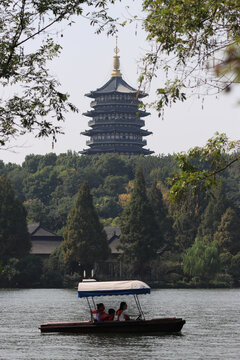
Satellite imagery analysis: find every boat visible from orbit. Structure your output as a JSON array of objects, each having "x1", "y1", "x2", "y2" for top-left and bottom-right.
[{"x1": 39, "y1": 280, "x2": 186, "y2": 334}]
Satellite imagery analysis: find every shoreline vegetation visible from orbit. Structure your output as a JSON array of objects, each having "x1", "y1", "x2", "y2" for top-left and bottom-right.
[{"x1": 0, "y1": 153, "x2": 240, "y2": 289}]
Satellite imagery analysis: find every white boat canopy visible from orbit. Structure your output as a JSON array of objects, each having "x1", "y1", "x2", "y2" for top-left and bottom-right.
[{"x1": 77, "y1": 280, "x2": 151, "y2": 298}]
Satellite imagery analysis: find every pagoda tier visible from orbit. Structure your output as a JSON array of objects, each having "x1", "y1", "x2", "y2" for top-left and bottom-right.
[{"x1": 80, "y1": 44, "x2": 154, "y2": 156}]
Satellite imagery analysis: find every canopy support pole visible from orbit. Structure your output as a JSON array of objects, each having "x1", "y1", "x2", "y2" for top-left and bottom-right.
[
  {"x1": 91, "y1": 297, "x2": 96, "y2": 309},
  {"x1": 86, "y1": 297, "x2": 93, "y2": 322},
  {"x1": 134, "y1": 294, "x2": 145, "y2": 320}
]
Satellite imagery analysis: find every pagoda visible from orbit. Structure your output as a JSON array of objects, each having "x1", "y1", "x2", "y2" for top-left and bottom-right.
[{"x1": 80, "y1": 42, "x2": 154, "y2": 156}]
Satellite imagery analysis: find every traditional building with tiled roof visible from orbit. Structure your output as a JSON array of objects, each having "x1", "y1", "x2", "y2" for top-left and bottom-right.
[{"x1": 28, "y1": 223, "x2": 63, "y2": 257}]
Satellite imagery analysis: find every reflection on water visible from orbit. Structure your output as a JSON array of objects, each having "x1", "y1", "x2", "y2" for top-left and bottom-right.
[{"x1": 0, "y1": 288, "x2": 239, "y2": 359}]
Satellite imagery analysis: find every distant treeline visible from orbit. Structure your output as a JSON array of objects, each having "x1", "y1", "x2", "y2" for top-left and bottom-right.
[
  {"x1": 0, "y1": 152, "x2": 239, "y2": 288},
  {"x1": 0, "y1": 152, "x2": 178, "y2": 233}
]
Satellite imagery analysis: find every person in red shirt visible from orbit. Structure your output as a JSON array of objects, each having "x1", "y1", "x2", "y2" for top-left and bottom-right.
[
  {"x1": 92, "y1": 303, "x2": 109, "y2": 322},
  {"x1": 107, "y1": 308, "x2": 115, "y2": 321}
]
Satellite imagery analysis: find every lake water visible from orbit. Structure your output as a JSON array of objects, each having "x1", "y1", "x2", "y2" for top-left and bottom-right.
[{"x1": 0, "y1": 288, "x2": 239, "y2": 359}]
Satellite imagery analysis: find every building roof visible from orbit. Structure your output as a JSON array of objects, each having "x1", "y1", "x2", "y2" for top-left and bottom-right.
[
  {"x1": 28, "y1": 223, "x2": 62, "y2": 239},
  {"x1": 105, "y1": 226, "x2": 122, "y2": 255},
  {"x1": 80, "y1": 145, "x2": 154, "y2": 156},
  {"x1": 86, "y1": 76, "x2": 147, "y2": 98},
  {"x1": 28, "y1": 223, "x2": 63, "y2": 255},
  {"x1": 81, "y1": 128, "x2": 152, "y2": 136},
  {"x1": 105, "y1": 226, "x2": 121, "y2": 239},
  {"x1": 27, "y1": 223, "x2": 40, "y2": 234},
  {"x1": 108, "y1": 236, "x2": 123, "y2": 255}
]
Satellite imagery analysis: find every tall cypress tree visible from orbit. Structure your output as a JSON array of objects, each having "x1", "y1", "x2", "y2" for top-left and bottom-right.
[
  {"x1": 0, "y1": 174, "x2": 30, "y2": 264},
  {"x1": 63, "y1": 181, "x2": 109, "y2": 275},
  {"x1": 148, "y1": 183, "x2": 174, "y2": 249},
  {"x1": 120, "y1": 167, "x2": 161, "y2": 277}
]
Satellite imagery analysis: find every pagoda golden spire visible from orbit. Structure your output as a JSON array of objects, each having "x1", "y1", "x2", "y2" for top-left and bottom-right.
[{"x1": 111, "y1": 36, "x2": 122, "y2": 77}]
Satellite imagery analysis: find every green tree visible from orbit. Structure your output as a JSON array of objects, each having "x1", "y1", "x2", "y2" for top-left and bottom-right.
[
  {"x1": 230, "y1": 252, "x2": 240, "y2": 285},
  {"x1": 23, "y1": 198, "x2": 47, "y2": 224},
  {"x1": 168, "y1": 133, "x2": 240, "y2": 203},
  {"x1": 22, "y1": 154, "x2": 42, "y2": 173},
  {"x1": 95, "y1": 154, "x2": 131, "y2": 178},
  {"x1": 183, "y1": 238, "x2": 220, "y2": 281},
  {"x1": 46, "y1": 196, "x2": 74, "y2": 232},
  {"x1": 0, "y1": 1, "x2": 116, "y2": 147},
  {"x1": 148, "y1": 182, "x2": 174, "y2": 249},
  {"x1": 103, "y1": 175, "x2": 128, "y2": 196},
  {"x1": 4, "y1": 165, "x2": 26, "y2": 202},
  {"x1": 63, "y1": 181, "x2": 109, "y2": 275},
  {"x1": 0, "y1": 258, "x2": 20, "y2": 287},
  {"x1": 95, "y1": 196, "x2": 122, "y2": 218},
  {"x1": 197, "y1": 187, "x2": 229, "y2": 243},
  {"x1": 38, "y1": 153, "x2": 57, "y2": 170},
  {"x1": 214, "y1": 207, "x2": 240, "y2": 255},
  {"x1": 15, "y1": 255, "x2": 43, "y2": 287},
  {"x1": 142, "y1": 0, "x2": 240, "y2": 111},
  {"x1": 0, "y1": 174, "x2": 31, "y2": 264},
  {"x1": 41, "y1": 245, "x2": 65, "y2": 287},
  {"x1": 119, "y1": 167, "x2": 162, "y2": 277},
  {"x1": 140, "y1": 1, "x2": 240, "y2": 200},
  {"x1": 170, "y1": 206, "x2": 201, "y2": 252},
  {"x1": 23, "y1": 166, "x2": 58, "y2": 204}
]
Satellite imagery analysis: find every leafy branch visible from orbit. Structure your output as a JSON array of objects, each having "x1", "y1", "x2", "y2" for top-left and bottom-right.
[{"x1": 167, "y1": 133, "x2": 240, "y2": 203}]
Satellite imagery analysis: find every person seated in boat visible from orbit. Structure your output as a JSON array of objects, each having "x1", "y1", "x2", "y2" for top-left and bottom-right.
[
  {"x1": 116, "y1": 302, "x2": 130, "y2": 321},
  {"x1": 92, "y1": 303, "x2": 109, "y2": 322},
  {"x1": 107, "y1": 308, "x2": 115, "y2": 321}
]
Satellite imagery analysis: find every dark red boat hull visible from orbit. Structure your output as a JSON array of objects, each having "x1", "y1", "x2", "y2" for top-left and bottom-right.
[{"x1": 39, "y1": 318, "x2": 186, "y2": 334}]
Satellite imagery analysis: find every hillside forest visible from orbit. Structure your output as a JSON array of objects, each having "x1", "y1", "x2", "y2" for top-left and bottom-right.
[{"x1": 0, "y1": 152, "x2": 239, "y2": 288}]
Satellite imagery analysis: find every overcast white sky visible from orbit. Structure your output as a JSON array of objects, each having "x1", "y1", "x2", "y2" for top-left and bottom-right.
[{"x1": 0, "y1": 1, "x2": 239, "y2": 165}]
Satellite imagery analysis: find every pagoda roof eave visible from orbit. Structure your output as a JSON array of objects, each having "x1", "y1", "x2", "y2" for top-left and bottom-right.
[
  {"x1": 85, "y1": 76, "x2": 147, "y2": 98},
  {"x1": 86, "y1": 92, "x2": 147, "y2": 99},
  {"x1": 82, "y1": 110, "x2": 150, "y2": 118},
  {"x1": 79, "y1": 147, "x2": 154, "y2": 155},
  {"x1": 81, "y1": 129, "x2": 152, "y2": 136}
]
